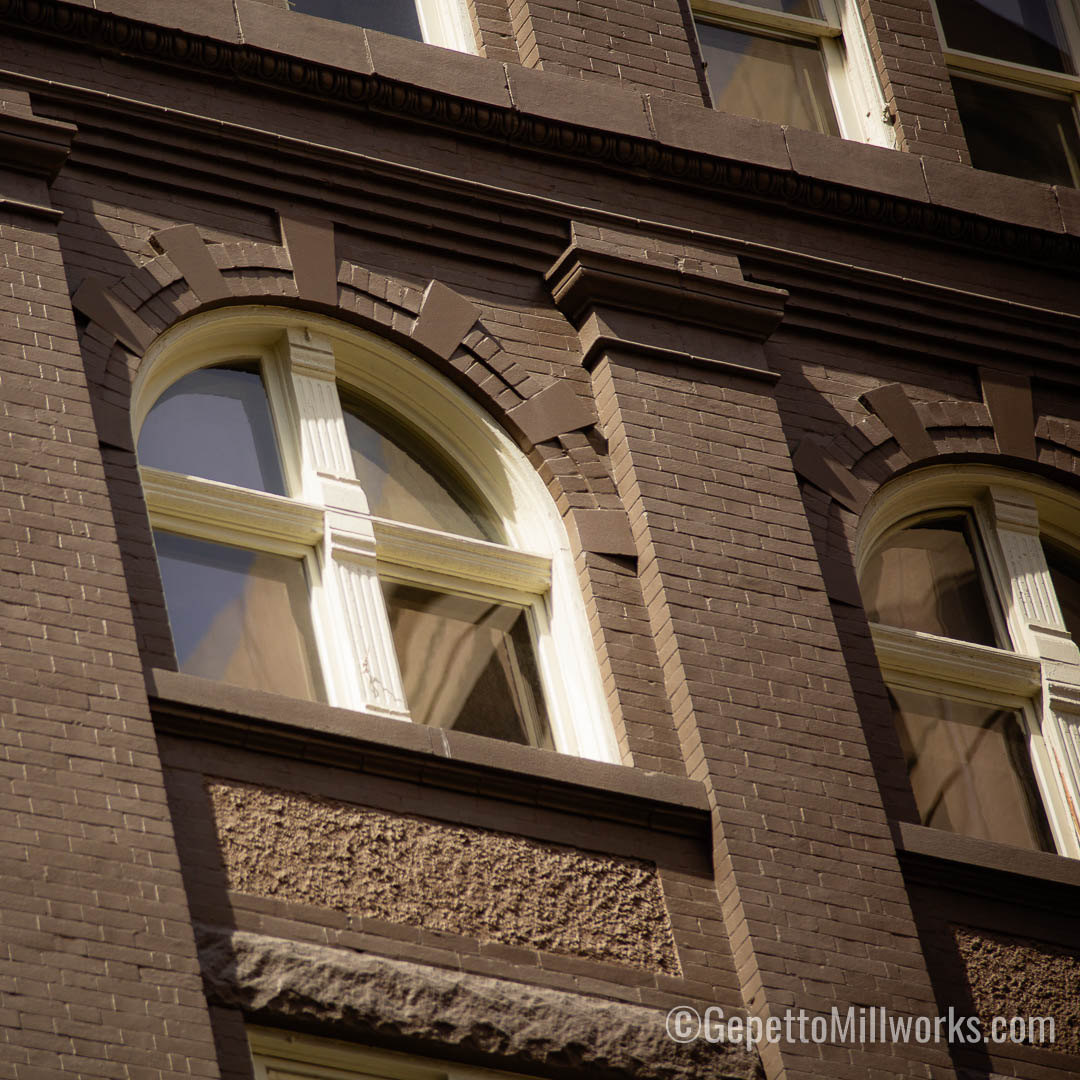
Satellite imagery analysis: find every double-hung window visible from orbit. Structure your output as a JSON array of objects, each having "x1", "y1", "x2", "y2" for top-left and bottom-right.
[
  {"x1": 932, "y1": 0, "x2": 1080, "y2": 186},
  {"x1": 692, "y1": 0, "x2": 893, "y2": 143},
  {"x1": 858, "y1": 468, "x2": 1080, "y2": 857},
  {"x1": 133, "y1": 310, "x2": 615, "y2": 762},
  {"x1": 285, "y1": 0, "x2": 475, "y2": 52}
]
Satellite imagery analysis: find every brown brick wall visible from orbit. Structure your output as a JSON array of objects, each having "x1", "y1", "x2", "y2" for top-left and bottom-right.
[
  {"x1": 0, "y1": 202, "x2": 220, "y2": 1077},
  {"x1": 508, "y1": 0, "x2": 705, "y2": 103},
  {"x1": 592, "y1": 350, "x2": 954, "y2": 1079}
]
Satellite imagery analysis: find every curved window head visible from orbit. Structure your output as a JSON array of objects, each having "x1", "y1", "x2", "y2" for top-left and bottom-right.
[
  {"x1": 132, "y1": 311, "x2": 615, "y2": 762},
  {"x1": 857, "y1": 468, "x2": 1080, "y2": 857}
]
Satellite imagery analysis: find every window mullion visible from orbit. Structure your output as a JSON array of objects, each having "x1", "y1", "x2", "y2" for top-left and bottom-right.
[
  {"x1": 1043, "y1": 679, "x2": 1080, "y2": 854},
  {"x1": 982, "y1": 488, "x2": 1080, "y2": 853},
  {"x1": 983, "y1": 488, "x2": 1080, "y2": 663},
  {"x1": 278, "y1": 327, "x2": 358, "y2": 499},
  {"x1": 324, "y1": 511, "x2": 410, "y2": 719},
  {"x1": 372, "y1": 519, "x2": 551, "y2": 602},
  {"x1": 140, "y1": 466, "x2": 324, "y2": 553}
]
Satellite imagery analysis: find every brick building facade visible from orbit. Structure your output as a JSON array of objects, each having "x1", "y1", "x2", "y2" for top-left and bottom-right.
[{"x1": 2, "y1": 2, "x2": 1080, "y2": 1079}]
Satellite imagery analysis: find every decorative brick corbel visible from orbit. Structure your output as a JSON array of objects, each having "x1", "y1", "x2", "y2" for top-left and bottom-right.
[
  {"x1": 546, "y1": 223, "x2": 787, "y2": 377},
  {"x1": 0, "y1": 85, "x2": 76, "y2": 219}
]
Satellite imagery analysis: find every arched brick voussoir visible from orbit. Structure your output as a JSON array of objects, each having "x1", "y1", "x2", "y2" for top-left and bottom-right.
[{"x1": 795, "y1": 377, "x2": 1080, "y2": 607}]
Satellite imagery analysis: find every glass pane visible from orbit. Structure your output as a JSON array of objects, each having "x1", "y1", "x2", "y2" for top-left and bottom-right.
[
  {"x1": 138, "y1": 365, "x2": 286, "y2": 495},
  {"x1": 953, "y1": 77, "x2": 1080, "y2": 188},
  {"x1": 342, "y1": 397, "x2": 497, "y2": 541},
  {"x1": 729, "y1": 0, "x2": 822, "y2": 16},
  {"x1": 1044, "y1": 539, "x2": 1080, "y2": 643},
  {"x1": 935, "y1": 0, "x2": 1072, "y2": 73},
  {"x1": 697, "y1": 23, "x2": 840, "y2": 135},
  {"x1": 861, "y1": 515, "x2": 999, "y2": 645},
  {"x1": 287, "y1": 0, "x2": 423, "y2": 39},
  {"x1": 154, "y1": 531, "x2": 324, "y2": 701},
  {"x1": 890, "y1": 687, "x2": 1055, "y2": 852},
  {"x1": 383, "y1": 583, "x2": 553, "y2": 748}
]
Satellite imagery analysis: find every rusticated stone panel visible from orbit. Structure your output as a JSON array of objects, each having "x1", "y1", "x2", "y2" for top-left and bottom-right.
[
  {"x1": 953, "y1": 926, "x2": 1080, "y2": 1053},
  {"x1": 207, "y1": 779, "x2": 680, "y2": 973}
]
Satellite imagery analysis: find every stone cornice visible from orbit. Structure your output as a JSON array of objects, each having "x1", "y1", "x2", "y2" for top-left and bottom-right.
[{"x1": 4, "y1": 0, "x2": 1080, "y2": 269}]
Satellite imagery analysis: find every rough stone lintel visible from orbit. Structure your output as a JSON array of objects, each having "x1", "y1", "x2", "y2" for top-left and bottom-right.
[{"x1": 196, "y1": 927, "x2": 763, "y2": 1080}]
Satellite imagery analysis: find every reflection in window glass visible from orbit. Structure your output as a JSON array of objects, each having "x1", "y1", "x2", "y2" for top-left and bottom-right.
[
  {"x1": 342, "y1": 398, "x2": 497, "y2": 540},
  {"x1": 383, "y1": 584, "x2": 553, "y2": 748},
  {"x1": 697, "y1": 23, "x2": 840, "y2": 135},
  {"x1": 1044, "y1": 540, "x2": 1080, "y2": 643},
  {"x1": 154, "y1": 531, "x2": 324, "y2": 701},
  {"x1": 287, "y1": 0, "x2": 424, "y2": 39},
  {"x1": 862, "y1": 516, "x2": 999, "y2": 645},
  {"x1": 732, "y1": 0, "x2": 822, "y2": 15},
  {"x1": 935, "y1": 0, "x2": 1073, "y2": 73},
  {"x1": 890, "y1": 687, "x2": 1055, "y2": 851},
  {"x1": 138, "y1": 365, "x2": 286, "y2": 495},
  {"x1": 953, "y1": 77, "x2": 1080, "y2": 187}
]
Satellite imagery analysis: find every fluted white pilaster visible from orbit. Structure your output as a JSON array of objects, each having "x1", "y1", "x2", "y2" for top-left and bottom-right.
[
  {"x1": 987, "y1": 488, "x2": 1080, "y2": 663},
  {"x1": 324, "y1": 516, "x2": 408, "y2": 718},
  {"x1": 279, "y1": 326, "x2": 355, "y2": 497}
]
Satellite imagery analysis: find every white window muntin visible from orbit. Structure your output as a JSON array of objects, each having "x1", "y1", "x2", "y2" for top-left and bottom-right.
[
  {"x1": 692, "y1": 0, "x2": 895, "y2": 146},
  {"x1": 133, "y1": 307, "x2": 617, "y2": 764},
  {"x1": 858, "y1": 465, "x2": 1080, "y2": 857}
]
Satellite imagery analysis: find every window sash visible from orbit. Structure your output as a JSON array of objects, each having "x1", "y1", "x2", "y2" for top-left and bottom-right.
[{"x1": 692, "y1": 0, "x2": 894, "y2": 145}]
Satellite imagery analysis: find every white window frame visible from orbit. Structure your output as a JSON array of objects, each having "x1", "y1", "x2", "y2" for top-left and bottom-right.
[
  {"x1": 691, "y1": 0, "x2": 896, "y2": 146},
  {"x1": 132, "y1": 307, "x2": 618, "y2": 764},
  {"x1": 929, "y1": 0, "x2": 1080, "y2": 182},
  {"x1": 249, "y1": 1027, "x2": 528, "y2": 1080},
  {"x1": 416, "y1": 0, "x2": 476, "y2": 53},
  {"x1": 857, "y1": 464, "x2": 1080, "y2": 858}
]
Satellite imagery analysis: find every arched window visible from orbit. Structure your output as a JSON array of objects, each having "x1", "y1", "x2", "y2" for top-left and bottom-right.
[
  {"x1": 132, "y1": 309, "x2": 617, "y2": 763},
  {"x1": 857, "y1": 466, "x2": 1080, "y2": 857}
]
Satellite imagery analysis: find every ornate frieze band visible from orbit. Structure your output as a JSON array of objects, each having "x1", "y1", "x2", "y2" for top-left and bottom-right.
[{"x1": 6, "y1": 0, "x2": 1080, "y2": 266}]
